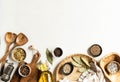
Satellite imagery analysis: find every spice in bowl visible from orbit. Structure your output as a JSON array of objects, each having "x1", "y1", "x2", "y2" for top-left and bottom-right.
[
  {"x1": 107, "y1": 61, "x2": 120, "y2": 74},
  {"x1": 18, "y1": 65, "x2": 31, "y2": 77},
  {"x1": 61, "y1": 62, "x2": 74, "y2": 75},
  {"x1": 12, "y1": 48, "x2": 26, "y2": 62},
  {"x1": 54, "y1": 47, "x2": 63, "y2": 57},
  {"x1": 88, "y1": 44, "x2": 102, "y2": 57}
]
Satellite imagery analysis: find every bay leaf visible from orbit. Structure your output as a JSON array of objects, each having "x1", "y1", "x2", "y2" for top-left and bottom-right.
[
  {"x1": 71, "y1": 56, "x2": 84, "y2": 65},
  {"x1": 80, "y1": 57, "x2": 90, "y2": 67},
  {"x1": 46, "y1": 48, "x2": 53, "y2": 65},
  {"x1": 71, "y1": 61, "x2": 83, "y2": 68},
  {"x1": 78, "y1": 67, "x2": 88, "y2": 73}
]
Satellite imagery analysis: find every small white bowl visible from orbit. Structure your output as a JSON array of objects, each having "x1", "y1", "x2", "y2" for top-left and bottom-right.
[
  {"x1": 107, "y1": 61, "x2": 120, "y2": 74},
  {"x1": 11, "y1": 48, "x2": 26, "y2": 62},
  {"x1": 18, "y1": 65, "x2": 31, "y2": 77}
]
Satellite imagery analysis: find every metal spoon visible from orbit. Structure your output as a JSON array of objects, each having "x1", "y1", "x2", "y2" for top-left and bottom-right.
[{"x1": 0, "y1": 32, "x2": 17, "y2": 75}]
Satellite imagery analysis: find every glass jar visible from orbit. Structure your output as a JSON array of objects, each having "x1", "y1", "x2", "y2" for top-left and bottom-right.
[{"x1": 37, "y1": 61, "x2": 54, "y2": 82}]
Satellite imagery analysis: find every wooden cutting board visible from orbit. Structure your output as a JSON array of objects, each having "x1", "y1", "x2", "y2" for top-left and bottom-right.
[
  {"x1": 10, "y1": 52, "x2": 41, "y2": 82},
  {"x1": 54, "y1": 54, "x2": 93, "y2": 82}
]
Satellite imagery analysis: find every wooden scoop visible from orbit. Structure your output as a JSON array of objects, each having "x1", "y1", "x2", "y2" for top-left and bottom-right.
[
  {"x1": 11, "y1": 33, "x2": 28, "y2": 50},
  {"x1": 0, "y1": 32, "x2": 17, "y2": 75},
  {"x1": 9, "y1": 33, "x2": 28, "y2": 62},
  {"x1": 20, "y1": 51, "x2": 41, "y2": 82},
  {"x1": 100, "y1": 52, "x2": 120, "y2": 82}
]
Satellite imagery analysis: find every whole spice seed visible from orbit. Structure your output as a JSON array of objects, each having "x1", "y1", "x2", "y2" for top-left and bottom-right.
[{"x1": 19, "y1": 65, "x2": 31, "y2": 77}]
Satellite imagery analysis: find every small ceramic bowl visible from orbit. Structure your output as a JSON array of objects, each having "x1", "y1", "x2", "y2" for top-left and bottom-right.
[
  {"x1": 87, "y1": 44, "x2": 102, "y2": 57},
  {"x1": 61, "y1": 62, "x2": 74, "y2": 75},
  {"x1": 18, "y1": 65, "x2": 31, "y2": 77},
  {"x1": 107, "y1": 61, "x2": 120, "y2": 74},
  {"x1": 54, "y1": 47, "x2": 63, "y2": 57},
  {"x1": 11, "y1": 48, "x2": 26, "y2": 62}
]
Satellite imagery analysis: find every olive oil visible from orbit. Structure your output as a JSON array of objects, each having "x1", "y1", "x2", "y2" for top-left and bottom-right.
[
  {"x1": 39, "y1": 71, "x2": 54, "y2": 82},
  {"x1": 37, "y1": 62, "x2": 54, "y2": 82}
]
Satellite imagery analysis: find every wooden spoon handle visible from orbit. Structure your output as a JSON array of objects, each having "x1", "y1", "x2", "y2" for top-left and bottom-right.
[
  {"x1": 0, "y1": 44, "x2": 10, "y2": 61},
  {"x1": 0, "y1": 43, "x2": 18, "y2": 75},
  {"x1": 0, "y1": 44, "x2": 10, "y2": 75},
  {"x1": 31, "y1": 51, "x2": 41, "y2": 64},
  {"x1": 11, "y1": 44, "x2": 18, "y2": 51}
]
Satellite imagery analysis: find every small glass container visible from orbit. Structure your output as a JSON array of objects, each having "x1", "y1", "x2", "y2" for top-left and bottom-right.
[
  {"x1": 1, "y1": 63, "x2": 14, "y2": 81},
  {"x1": 37, "y1": 61, "x2": 54, "y2": 82}
]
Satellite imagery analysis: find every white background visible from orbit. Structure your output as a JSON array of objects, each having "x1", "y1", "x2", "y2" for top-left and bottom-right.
[{"x1": 0, "y1": 0, "x2": 120, "y2": 82}]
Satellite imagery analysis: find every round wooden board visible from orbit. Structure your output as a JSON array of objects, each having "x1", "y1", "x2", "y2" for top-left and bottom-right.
[{"x1": 54, "y1": 54, "x2": 94, "y2": 82}]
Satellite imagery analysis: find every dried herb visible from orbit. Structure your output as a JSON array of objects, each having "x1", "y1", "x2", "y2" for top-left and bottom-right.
[
  {"x1": 71, "y1": 56, "x2": 90, "y2": 73},
  {"x1": 46, "y1": 48, "x2": 53, "y2": 65},
  {"x1": 80, "y1": 57, "x2": 90, "y2": 67}
]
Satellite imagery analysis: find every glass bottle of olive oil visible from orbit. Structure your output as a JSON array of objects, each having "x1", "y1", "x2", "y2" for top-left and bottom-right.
[{"x1": 37, "y1": 61, "x2": 54, "y2": 82}]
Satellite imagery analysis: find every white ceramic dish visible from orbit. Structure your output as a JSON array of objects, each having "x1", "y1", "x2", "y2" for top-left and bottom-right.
[
  {"x1": 18, "y1": 64, "x2": 31, "y2": 77},
  {"x1": 11, "y1": 48, "x2": 26, "y2": 62}
]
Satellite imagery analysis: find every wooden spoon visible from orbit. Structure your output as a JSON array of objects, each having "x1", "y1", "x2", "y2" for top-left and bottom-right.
[
  {"x1": 11, "y1": 33, "x2": 28, "y2": 50},
  {"x1": 0, "y1": 32, "x2": 17, "y2": 75},
  {"x1": 9, "y1": 33, "x2": 28, "y2": 62},
  {"x1": 0, "y1": 32, "x2": 28, "y2": 75}
]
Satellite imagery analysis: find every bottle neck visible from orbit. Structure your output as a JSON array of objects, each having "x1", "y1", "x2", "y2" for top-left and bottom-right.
[{"x1": 37, "y1": 61, "x2": 49, "y2": 71}]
